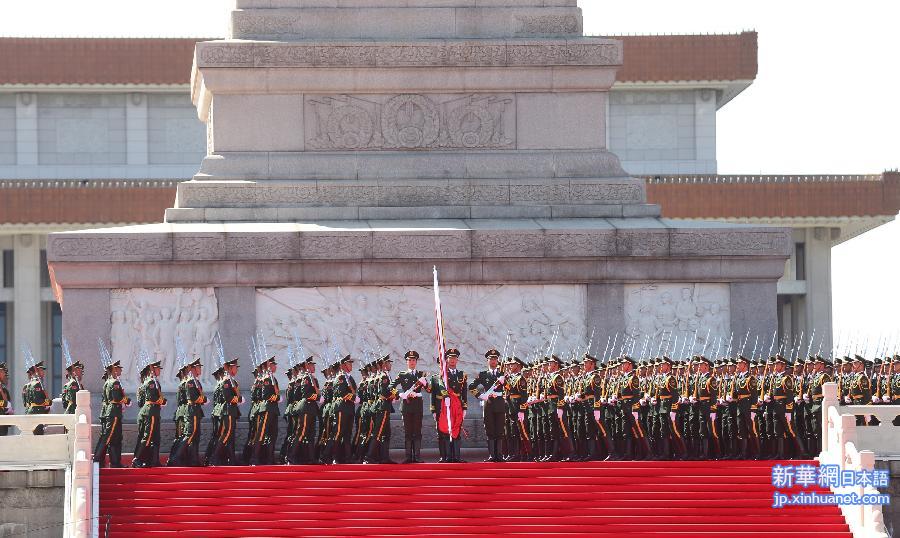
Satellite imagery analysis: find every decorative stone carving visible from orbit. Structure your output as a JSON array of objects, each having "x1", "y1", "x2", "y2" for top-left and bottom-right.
[
  {"x1": 50, "y1": 236, "x2": 171, "y2": 261},
  {"x1": 196, "y1": 41, "x2": 622, "y2": 68},
  {"x1": 670, "y1": 231, "x2": 790, "y2": 256},
  {"x1": 515, "y1": 15, "x2": 580, "y2": 35},
  {"x1": 110, "y1": 288, "x2": 219, "y2": 392},
  {"x1": 256, "y1": 285, "x2": 586, "y2": 379},
  {"x1": 624, "y1": 283, "x2": 730, "y2": 359},
  {"x1": 307, "y1": 94, "x2": 513, "y2": 151}
]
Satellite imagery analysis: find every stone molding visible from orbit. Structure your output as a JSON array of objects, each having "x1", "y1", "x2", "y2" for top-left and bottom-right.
[
  {"x1": 195, "y1": 39, "x2": 622, "y2": 69},
  {"x1": 229, "y1": 7, "x2": 585, "y2": 40},
  {"x1": 175, "y1": 178, "x2": 646, "y2": 209},
  {"x1": 47, "y1": 221, "x2": 792, "y2": 263}
]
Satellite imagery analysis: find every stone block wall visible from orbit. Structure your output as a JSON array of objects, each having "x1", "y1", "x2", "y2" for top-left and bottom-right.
[
  {"x1": 0, "y1": 469, "x2": 64, "y2": 538},
  {"x1": 875, "y1": 460, "x2": 900, "y2": 535},
  {"x1": 148, "y1": 94, "x2": 207, "y2": 165}
]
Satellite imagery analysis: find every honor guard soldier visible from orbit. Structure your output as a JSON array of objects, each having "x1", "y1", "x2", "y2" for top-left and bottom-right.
[
  {"x1": 0, "y1": 363, "x2": 11, "y2": 436},
  {"x1": 281, "y1": 358, "x2": 302, "y2": 464},
  {"x1": 132, "y1": 355, "x2": 165, "y2": 468},
  {"x1": 392, "y1": 350, "x2": 428, "y2": 463},
  {"x1": 847, "y1": 355, "x2": 872, "y2": 426},
  {"x1": 242, "y1": 360, "x2": 264, "y2": 465},
  {"x1": 469, "y1": 349, "x2": 507, "y2": 463},
  {"x1": 543, "y1": 355, "x2": 573, "y2": 461},
  {"x1": 431, "y1": 348, "x2": 467, "y2": 463},
  {"x1": 503, "y1": 356, "x2": 530, "y2": 462},
  {"x1": 724, "y1": 355, "x2": 757, "y2": 459},
  {"x1": 368, "y1": 355, "x2": 398, "y2": 464},
  {"x1": 316, "y1": 362, "x2": 336, "y2": 463},
  {"x1": 761, "y1": 355, "x2": 794, "y2": 460},
  {"x1": 287, "y1": 356, "x2": 320, "y2": 464},
  {"x1": 804, "y1": 355, "x2": 832, "y2": 457},
  {"x1": 650, "y1": 356, "x2": 678, "y2": 460},
  {"x1": 353, "y1": 361, "x2": 373, "y2": 463},
  {"x1": 251, "y1": 356, "x2": 280, "y2": 465},
  {"x1": 93, "y1": 354, "x2": 130, "y2": 468},
  {"x1": 332, "y1": 355, "x2": 358, "y2": 464},
  {"x1": 205, "y1": 361, "x2": 226, "y2": 466},
  {"x1": 889, "y1": 356, "x2": 900, "y2": 425},
  {"x1": 172, "y1": 358, "x2": 208, "y2": 466},
  {"x1": 579, "y1": 354, "x2": 610, "y2": 461},
  {"x1": 23, "y1": 347, "x2": 51, "y2": 435},
  {"x1": 210, "y1": 357, "x2": 241, "y2": 466},
  {"x1": 61, "y1": 359, "x2": 84, "y2": 415}
]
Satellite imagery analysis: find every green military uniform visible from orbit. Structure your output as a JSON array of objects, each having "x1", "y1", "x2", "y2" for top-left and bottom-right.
[
  {"x1": 211, "y1": 359, "x2": 242, "y2": 466},
  {"x1": 391, "y1": 351, "x2": 427, "y2": 463},
  {"x1": 93, "y1": 362, "x2": 130, "y2": 467},
  {"x1": 468, "y1": 349, "x2": 506, "y2": 463},
  {"x1": 251, "y1": 357, "x2": 280, "y2": 466},
  {"x1": 650, "y1": 357, "x2": 678, "y2": 460},
  {"x1": 430, "y1": 349, "x2": 467, "y2": 463},
  {"x1": 132, "y1": 360, "x2": 165, "y2": 468},
  {"x1": 242, "y1": 365, "x2": 264, "y2": 465},
  {"x1": 60, "y1": 362, "x2": 84, "y2": 415},
  {"x1": 804, "y1": 356, "x2": 832, "y2": 457},
  {"x1": 286, "y1": 357, "x2": 319, "y2": 464},
  {"x1": 367, "y1": 356, "x2": 397, "y2": 464},
  {"x1": 502, "y1": 356, "x2": 530, "y2": 462},
  {"x1": 331, "y1": 356, "x2": 357, "y2": 464},
  {"x1": 171, "y1": 358, "x2": 207, "y2": 467},
  {"x1": 762, "y1": 356, "x2": 794, "y2": 459},
  {"x1": 23, "y1": 360, "x2": 51, "y2": 436}
]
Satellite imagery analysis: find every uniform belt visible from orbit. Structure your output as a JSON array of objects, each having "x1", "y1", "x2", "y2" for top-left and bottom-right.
[
  {"x1": 658, "y1": 395, "x2": 672, "y2": 399},
  {"x1": 738, "y1": 395, "x2": 751, "y2": 400},
  {"x1": 773, "y1": 396, "x2": 786, "y2": 400},
  {"x1": 547, "y1": 395, "x2": 558, "y2": 399},
  {"x1": 698, "y1": 397, "x2": 710, "y2": 401}
]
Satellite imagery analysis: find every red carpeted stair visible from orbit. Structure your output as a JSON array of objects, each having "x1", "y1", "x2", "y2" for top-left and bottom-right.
[{"x1": 99, "y1": 460, "x2": 850, "y2": 537}]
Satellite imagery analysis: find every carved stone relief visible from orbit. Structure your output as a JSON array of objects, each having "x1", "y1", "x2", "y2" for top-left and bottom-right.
[
  {"x1": 306, "y1": 94, "x2": 514, "y2": 151},
  {"x1": 624, "y1": 283, "x2": 730, "y2": 358},
  {"x1": 514, "y1": 15, "x2": 580, "y2": 35},
  {"x1": 110, "y1": 288, "x2": 219, "y2": 392},
  {"x1": 256, "y1": 285, "x2": 586, "y2": 380}
]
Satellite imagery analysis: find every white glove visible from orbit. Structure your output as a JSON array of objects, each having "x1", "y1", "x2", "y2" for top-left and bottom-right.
[
  {"x1": 354, "y1": 396, "x2": 361, "y2": 404},
  {"x1": 669, "y1": 411, "x2": 676, "y2": 422},
  {"x1": 463, "y1": 411, "x2": 467, "y2": 420},
  {"x1": 711, "y1": 412, "x2": 717, "y2": 422},
  {"x1": 409, "y1": 392, "x2": 420, "y2": 399},
  {"x1": 478, "y1": 392, "x2": 490, "y2": 401},
  {"x1": 689, "y1": 396, "x2": 697, "y2": 404},
  {"x1": 726, "y1": 395, "x2": 733, "y2": 403},
  {"x1": 650, "y1": 397, "x2": 657, "y2": 406},
  {"x1": 843, "y1": 396, "x2": 851, "y2": 404},
  {"x1": 527, "y1": 396, "x2": 535, "y2": 403},
  {"x1": 631, "y1": 411, "x2": 639, "y2": 421},
  {"x1": 497, "y1": 376, "x2": 505, "y2": 384},
  {"x1": 125, "y1": 400, "x2": 133, "y2": 408},
  {"x1": 639, "y1": 399, "x2": 647, "y2": 406},
  {"x1": 161, "y1": 401, "x2": 168, "y2": 408},
  {"x1": 239, "y1": 396, "x2": 245, "y2": 404},
  {"x1": 717, "y1": 398, "x2": 725, "y2": 405},
  {"x1": 418, "y1": 377, "x2": 428, "y2": 386},
  {"x1": 317, "y1": 396, "x2": 324, "y2": 404},
  {"x1": 764, "y1": 394, "x2": 772, "y2": 403},
  {"x1": 593, "y1": 410, "x2": 602, "y2": 421},
  {"x1": 803, "y1": 394, "x2": 810, "y2": 402},
  {"x1": 518, "y1": 412, "x2": 525, "y2": 422},
  {"x1": 872, "y1": 396, "x2": 881, "y2": 404},
  {"x1": 277, "y1": 395, "x2": 283, "y2": 403},
  {"x1": 556, "y1": 408, "x2": 564, "y2": 419},
  {"x1": 794, "y1": 396, "x2": 801, "y2": 404},
  {"x1": 751, "y1": 412, "x2": 757, "y2": 420}
]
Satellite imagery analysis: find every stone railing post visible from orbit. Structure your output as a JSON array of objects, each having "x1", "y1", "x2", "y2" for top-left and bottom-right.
[
  {"x1": 71, "y1": 390, "x2": 92, "y2": 538},
  {"x1": 838, "y1": 413, "x2": 855, "y2": 469},
  {"x1": 821, "y1": 382, "x2": 838, "y2": 458}
]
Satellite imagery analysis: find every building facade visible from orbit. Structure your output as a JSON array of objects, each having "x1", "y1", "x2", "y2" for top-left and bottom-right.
[{"x1": 0, "y1": 34, "x2": 896, "y2": 398}]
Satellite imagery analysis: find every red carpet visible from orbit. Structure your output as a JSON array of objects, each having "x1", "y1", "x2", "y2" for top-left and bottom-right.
[{"x1": 99, "y1": 460, "x2": 850, "y2": 537}]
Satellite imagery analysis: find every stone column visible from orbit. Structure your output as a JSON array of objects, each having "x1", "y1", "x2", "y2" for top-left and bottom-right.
[
  {"x1": 12, "y1": 234, "x2": 41, "y2": 402},
  {"x1": 729, "y1": 281, "x2": 777, "y2": 349},
  {"x1": 586, "y1": 284, "x2": 624, "y2": 354},
  {"x1": 215, "y1": 287, "x2": 257, "y2": 388},
  {"x1": 126, "y1": 93, "x2": 149, "y2": 166},
  {"x1": 15, "y1": 93, "x2": 38, "y2": 167},
  {"x1": 60, "y1": 288, "x2": 111, "y2": 395},
  {"x1": 695, "y1": 89, "x2": 717, "y2": 174},
  {"x1": 804, "y1": 227, "x2": 834, "y2": 353}
]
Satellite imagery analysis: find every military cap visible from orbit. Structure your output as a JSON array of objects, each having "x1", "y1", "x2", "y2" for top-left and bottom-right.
[
  {"x1": 340, "y1": 354, "x2": 353, "y2": 364},
  {"x1": 140, "y1": 359, "x2": 162, "y2": 376},
  {"x1": 583, "y1": 353, "x2": 597, "y2": 364},
  {"x1": 620, "y1": 356, "x2": 636, "y2": 367},
  {"x1": 484, "y1": 349, "x2": 501, "y2": 359},
  {"x1": 381, "y1": 354, "x2": 392, "y2": 363},
  {"x1": 658, "y1": 356, "x2": 674, "y2": 366},
  {"x1": 547, "y1": 355, "x2": 563, "y2": 365},
  {"x1": 510, "y1": 356, "x2": 527, "y2": 367},
  {"x1": 773, "y1": 355, "x2": 790, "y2": 365},
  {"x1": 0, "y1": 362, "x2": 7, "y2": 372},
  {"x1": 302, "y1": 356, "x2": 314, "y2": 365},
  {"x1": 404, "y1": 350, "x2": 420, "y2": 360},
  {"x1": 103, "y1": 359, "x2": 120, "y2": 372},
  {"x1": 66, "y1": 360, "x2": 85, "y2": 372},
  {"x1": 188, "y1": 357, "x2": 203, "y2": 368},
  {"x1": 873, "y1": 358, "x2": 882, "y2": 366},
  {"x1": 445, "y1": 348, "x2": 461, "y2": 358},
  {"x1": 224, "y1": 357, "x2": 240, "y2": 367}
]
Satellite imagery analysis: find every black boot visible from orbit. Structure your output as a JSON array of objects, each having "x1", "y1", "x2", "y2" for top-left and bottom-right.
[
  {"x1": 737, "y1": 437, "x2": 748, "y2": 460},
  {"x1": 109, "y1": 445, "x2": 124, "y2": 468},
  {"x1": 452, "y1": 439, "x2": 465, "y2": 462},
  {"x1": 657, "y1": 437, "x2": 670, "y2": 461},
  {"x1": 622, "y1": 437, "x2": 634, "y2": 461},
  {"x1": 438, "y1": 438, "x2": 449, "y2": 463},
  {"x1": 413, "y1": 439, "x2": 424, "y2": 463},
  {"x1": 403, "y1": 439, "x2": 413, "y2": 464},
  {"x1": 381, "y1": 441, "x2": 396, "y2": 464},
  {"x1": 775, "y1": 438, "x2": 785, "y2": 460}
]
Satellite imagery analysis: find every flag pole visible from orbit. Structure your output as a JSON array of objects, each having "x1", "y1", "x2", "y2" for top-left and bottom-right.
[{"x1": 433, "y1": 266, "x2": 453, "y2": 439}]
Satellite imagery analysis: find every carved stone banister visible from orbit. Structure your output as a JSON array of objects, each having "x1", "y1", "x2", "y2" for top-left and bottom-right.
[{"x1": 819, "y1": 382, "x2": 890, "y2": 538}]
